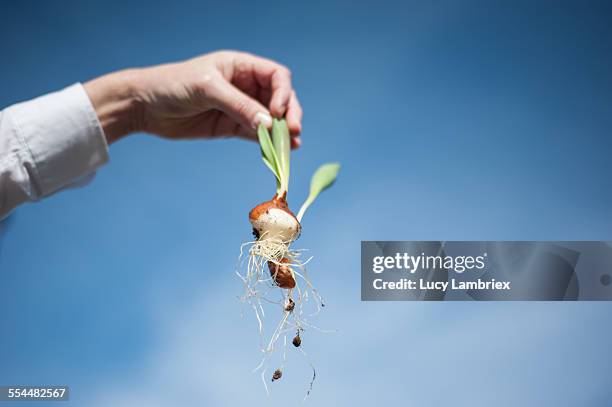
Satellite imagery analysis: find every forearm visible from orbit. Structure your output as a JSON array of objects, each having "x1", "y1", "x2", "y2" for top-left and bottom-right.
[{"x1": 83, "y1": 69, "x2": 145, "y2": 144}]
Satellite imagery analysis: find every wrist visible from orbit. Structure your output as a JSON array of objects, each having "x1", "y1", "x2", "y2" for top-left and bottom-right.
[{"x1": 84, "y1": 69, "x2": 145, "y2": 144}]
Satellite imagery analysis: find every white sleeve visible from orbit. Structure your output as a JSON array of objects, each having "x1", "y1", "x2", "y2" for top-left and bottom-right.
[{"x1": 0, "y1": 83, "x2": 109, "y2": 219}]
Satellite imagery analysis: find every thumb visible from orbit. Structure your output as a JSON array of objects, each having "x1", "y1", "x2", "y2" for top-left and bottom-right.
[{"x1": 208, "y1": 78, "x2": 273, "y2": 130}]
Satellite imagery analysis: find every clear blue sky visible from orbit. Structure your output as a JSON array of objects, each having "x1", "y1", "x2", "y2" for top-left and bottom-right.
[{"x1": 1, "y1": 1, "x2": 612, "y2": 406}]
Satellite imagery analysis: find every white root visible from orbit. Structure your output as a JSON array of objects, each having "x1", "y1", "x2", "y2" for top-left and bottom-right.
[{"x1": 236, "y1": 232, "x2": 328, "y2": 397}]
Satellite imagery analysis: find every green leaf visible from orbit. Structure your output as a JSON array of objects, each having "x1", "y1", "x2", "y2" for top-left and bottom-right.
[
  {"x1": 297, "y1": 162, "x2": 340, "y2": 221},
  {"x1": 262, "y1": 157, "x2": 281, "y2": 187},
  {"x1": 257, "y1": 124, "x2": 281, "y2": 190},
  {"x1": 272, "y1": 119, "x2": 291, "y2": 194},
  {"x1": 308, "y1": 162, "x2": 340, "y2": 201}
]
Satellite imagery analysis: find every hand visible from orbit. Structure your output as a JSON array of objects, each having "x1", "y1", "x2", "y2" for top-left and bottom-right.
[{"x1": 84, "y1": 51, "x2": 303, "y2": 148}]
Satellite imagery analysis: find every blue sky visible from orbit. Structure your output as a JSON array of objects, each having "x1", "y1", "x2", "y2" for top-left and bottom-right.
[{"x1": 1, "y1": 1, "x2": 612, "y2": 406}]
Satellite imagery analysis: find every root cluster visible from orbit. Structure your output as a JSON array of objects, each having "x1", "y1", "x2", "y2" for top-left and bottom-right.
[{"x1": 236, "y1": 234, "x2": 326, "y2": 398}]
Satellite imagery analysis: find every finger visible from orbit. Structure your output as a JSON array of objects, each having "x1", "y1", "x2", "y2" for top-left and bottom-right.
[
  {"x1": 239, "y1": 54, "x2": 293, "y2": 118},
  {"x1": 290, "y1": 136, "x2": 302, "y2": 149},
  {"x1": 192, "y1": 111, "x2": 257, "y2": 141},
  {"x1": 268, "y1": 67, "x2": 292, "y2": 118},
  {"x1": 285, "y1": 91, "x2": 302, "y2": 136},
  {"x1": 257, "y1": 87, "x2": 272, "y2": 109},
  {"x1": 212, "y1": 114, "x2": 242, "y2": 137},
  {"x1": 208, "y1": 77, "x2": 272, "y2": 130},
  {"x1": 236, "y1": 124, "x2": 258, "y2": 142},
  {"x1": 231, "y1": 59, "x2": 260, "y2": 98},
  {"x1": 285, "y1": 91, "x2": 302, "y2": 149}
]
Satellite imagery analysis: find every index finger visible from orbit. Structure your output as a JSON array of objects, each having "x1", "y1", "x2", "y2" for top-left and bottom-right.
[{"x1": 237, "y1": 53, "x2": 293, "y2": 118}]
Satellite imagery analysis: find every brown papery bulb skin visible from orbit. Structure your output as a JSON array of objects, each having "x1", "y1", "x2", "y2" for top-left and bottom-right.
[
  {"x1": 249, "y1": 194, "x2": 301, "y2": 242},
  {"x1": 249, "y1": 193, "x2": 290, "y2": 221},
  {"x1": 268, "y1": 257, "x2": 296, "y2": 289}
]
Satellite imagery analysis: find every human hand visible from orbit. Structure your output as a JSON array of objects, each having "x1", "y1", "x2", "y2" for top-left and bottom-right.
[{"x1": 84, "y1": 51, "x2": 303, "y2": 148}]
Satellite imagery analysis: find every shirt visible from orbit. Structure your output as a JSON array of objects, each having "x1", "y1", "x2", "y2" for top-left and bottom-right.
[{"x1": 0, "y1": 84, "x2": 109, "y2": 219}]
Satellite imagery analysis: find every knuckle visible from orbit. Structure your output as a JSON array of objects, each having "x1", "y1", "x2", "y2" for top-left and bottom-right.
[
  {"x1": 213, "y1": 49, "x2": 233, "y2": 58},
  {"x1": 238, "y1": 50, "x2": 254, "y2": 59},
  {"x1": 196, "y1": 75, "x2": 217, "y2": 98},
  {"x1": 234, "y1": 60, "x2": 251, "y2": 77},
  {"x1": 280, "y1": 66, "x2": 292, "y2": 78},
  {"x1": 234, "y1": 98, "x2": 252, "y2": 118}
]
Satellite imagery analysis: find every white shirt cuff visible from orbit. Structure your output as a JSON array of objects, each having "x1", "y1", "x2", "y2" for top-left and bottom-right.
[{"x1": 7, "y1": 83, "x2": 109, "y2": 197}]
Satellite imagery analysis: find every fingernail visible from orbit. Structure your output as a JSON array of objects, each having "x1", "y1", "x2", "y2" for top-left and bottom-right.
[
  {"x1": 294, "y1": 137, "x2": 302, "y2": 147},
  {"x1": 255, "y1": 112, "x2": 273, "y2": 128}
]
